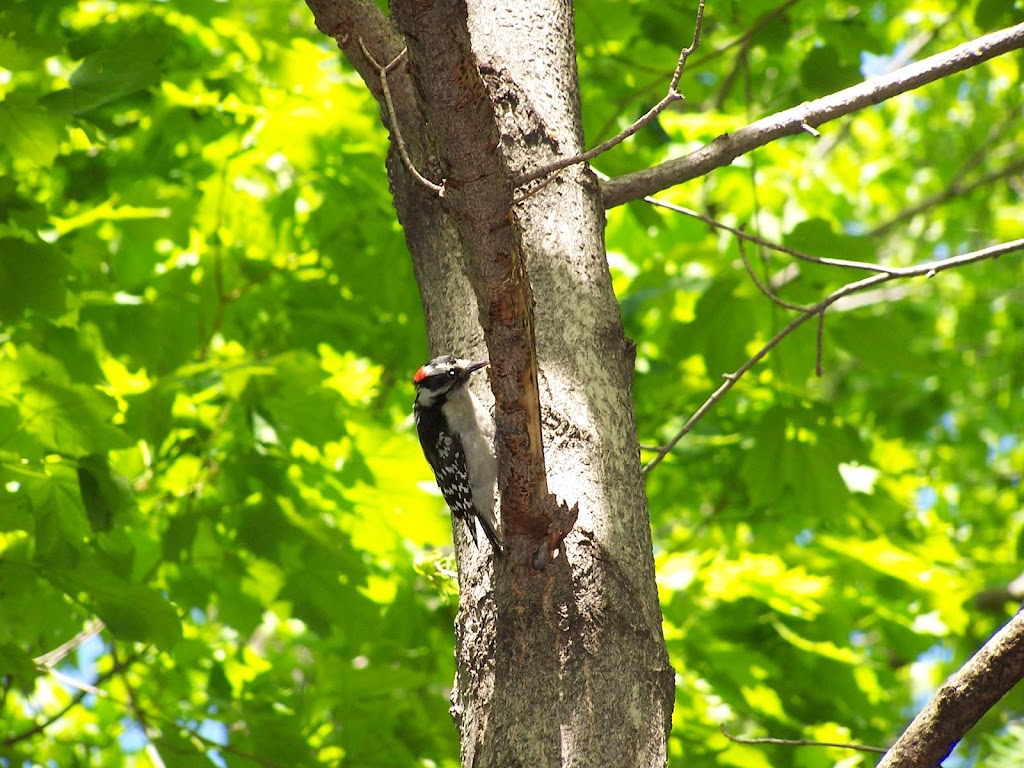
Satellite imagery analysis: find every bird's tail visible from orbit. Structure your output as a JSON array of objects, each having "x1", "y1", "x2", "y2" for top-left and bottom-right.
[{"x1": 475, "y1": 508, "x2": 503, "y2": 555}]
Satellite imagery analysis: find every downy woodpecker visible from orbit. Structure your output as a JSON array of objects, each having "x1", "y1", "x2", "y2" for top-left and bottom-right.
[{"x1": 413, "y1": 355, "x2": 503, "y2": 553}]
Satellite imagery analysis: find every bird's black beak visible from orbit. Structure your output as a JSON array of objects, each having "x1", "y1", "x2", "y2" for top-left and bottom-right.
[{"x1": 463, "y1": 359, "x2": 489, "y2": 377}]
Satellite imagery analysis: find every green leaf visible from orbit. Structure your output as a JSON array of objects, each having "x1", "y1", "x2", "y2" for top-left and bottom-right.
[
  {"x1": 45, "y1": 556, "x2": 182, "y2": 649},
  {"x1": 784, "y1": 219, "x2": 873, "y2": 264},
  {"x1": 17, "y1": 461, "x2": 92, "y2": 562},
  {"x1": 42, "y1": 23, "x2": 173, "y2": 116},
  {"x1": 741, "y1": 409, "x2": 788, "y2": 506},
  {"x1": 688, "y1": 278, "x2": 759, "y2": 377},
  {"x1": 0, "y1": 100, "x2": 63, "y2": 167},
  {"x1": 123, "y1": 384, "x2": 176, "y2": 446},
  {"x1": 0, "y1": 642, "x2": 42, "y2": 691},
  {"x1": 0, "y1": 467, "x2": 33, "y2": 533},
  {"x1": 259, "y1": 351, "x2": 347, "y2": 447},
  {"x1": 18, "y1": 378, "x2": 132, "y2": 457},
  {"x1": 76, "y1": 453, "x2": 136, "y2": 533},
  {"x1": 0, "y1": 239, "x2": 69, "y2": 322},
  {"x1": 799, "y1": 46, "x2": 862, "y2": 98}
]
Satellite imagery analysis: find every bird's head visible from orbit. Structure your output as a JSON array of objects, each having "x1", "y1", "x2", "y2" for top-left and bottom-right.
[{"x1": 413, "y1": 355, "x2": 488, "y2": 408}]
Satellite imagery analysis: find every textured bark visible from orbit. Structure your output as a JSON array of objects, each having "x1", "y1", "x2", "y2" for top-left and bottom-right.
[{"x1": 305, "y1": 0, "x2": 673, "y2": 765}]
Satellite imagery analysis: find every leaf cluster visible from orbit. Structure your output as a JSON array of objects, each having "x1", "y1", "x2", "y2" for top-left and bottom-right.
[{"x1": 1, "y1": 1, "x2": 459, "y2": 765}]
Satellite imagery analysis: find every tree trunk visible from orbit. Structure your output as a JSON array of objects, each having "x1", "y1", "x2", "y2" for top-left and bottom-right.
[{"x1": 306, "y1": 0, "x2": 674, "y2": 765}]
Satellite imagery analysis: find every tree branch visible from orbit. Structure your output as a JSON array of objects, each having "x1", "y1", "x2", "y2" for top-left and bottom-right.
[
  {"x1": 868, "y1": 155, "x2": 1024, "y2": 237},
  {"x1": 515, "y1": 0, "x2": 705, "y2": 188},
  {"x1": 877, "y1": 609, "x2": 1024, "y2": 768},
  {"x1": 304, "y1": 0, "x2": 439, "y2": 190},
  {"x1": 2, "y1": 648, "x2": 134, "y2": 748},
  {"x1": 720, "y1": 723, "x2": 887, "y2": 754},
  {"x1": 603, "y1": 22, "x2": 1024, "y2": 208},
  {"x1": 304, "y1": 0, "x2": 405, "y2": 103},
  {"x1": 356, "y1": 42, "x2": 445, "y2": 196},
  {"x1": 642, "y1": 237, "x2": 1024, "y2": 472},
  {"x1": 33, "y1": 619, "x2": 105, "y2": 668},
  {"x1": 623, "y1": 186, "x2": 901, "y2": 274}
]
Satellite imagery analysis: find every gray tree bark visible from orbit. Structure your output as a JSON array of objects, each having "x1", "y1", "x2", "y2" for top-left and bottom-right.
[{"x1": 305, "y1": 0, "x2": 673, "y2": 765}]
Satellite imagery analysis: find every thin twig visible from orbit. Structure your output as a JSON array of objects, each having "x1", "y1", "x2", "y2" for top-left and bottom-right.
[
  {"x1": 358, "y1": 39, "x2": 445, "y2": 197},
  {"x1": 39, "y1": 659, "x2": 286, "y2": 767},
  {"x1": 868, "y1": 154, "x2": 1024, "y2": 237},
  {"x1": 114, "y1": 647, "x2": 167, "y2": 768},
  {"x1": 732, "y1": 188, "x2": 829, "y2": 373},
  {"x1": 592, "y1": 168, "x2": 903, "y2": 274},
  {"x1": 736, "y1": 235, "x2": 812, "y2": 312},
  {"x1": 34, "y1": 620, "x2": 105, "y2": 668},
  {"x1": 515, "y1": 0, "x2": 706, "y2": 189},
  {"x1": 2, "y1": 649, "x2": 134, "y2": 747},
  {"x1": 513, "y1": 171, "x2": 561, "y2": 205},
  {"x1": 641, "y1": 237, "x2": 1024, "y2": 473},
  {"x1": 720, "y1": 723, "x2": 888, "y2": 754}
]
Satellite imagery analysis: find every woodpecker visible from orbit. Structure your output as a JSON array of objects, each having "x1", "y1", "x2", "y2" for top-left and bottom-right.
[{"x1": 413, "y1": 355, "x2": 502, "y2": 553}]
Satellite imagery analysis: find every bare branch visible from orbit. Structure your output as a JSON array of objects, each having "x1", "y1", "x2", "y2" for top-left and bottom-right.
[
  {"x1": 868, "y1": 155, "x2": 1024, "y2": 237},
  {"x1": 606, "y1": 180, "x2": 902, "y2": 274},
  {"x1": 642, "y1": 237, "x2": 1024, "y2": 473},
  {"x1": 305, "y1": 0, "x2": 441, "y2": 200},
  {"x1": 358, "y1": 40, "x2": 445, "y2": 196},
  {"x1": 665, "y1": 0, "x2": 706, "y2": 92},
  {"x1": 736, "y1": 233, "x2": 813, "y2": 313},
  {"x1": 877, "y1": 610, "x2": 1024, "y2": 768},
  {"x1": 33, "y1": 620, "x2": 105, "y2": 668},
  {"x1": 2, "y1": 648, "x2": 133, "y2": 748},
  {"x1": 720, "y1": 723, "x2": 887, "y2": 754},
  {"x1": 810, "y1": 21, "x2": 950, "y2": 159},
  {"x1": 304, "y1": 0, "x2": 404, "y2": 101},
  {"x1": 603, "y1": 22, "x2": 1024, "y2": 208},
  {"x1": 515, "y1": 0, "x2": 706, "y2": 188},
  {"x1": 709, "y1": 0, "x2": 804, "y2": 109}
]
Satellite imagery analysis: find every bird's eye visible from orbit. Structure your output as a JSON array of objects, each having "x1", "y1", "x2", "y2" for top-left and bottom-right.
[{"x1": 448, "y1": 370, "x2": 457, "y2": 377}]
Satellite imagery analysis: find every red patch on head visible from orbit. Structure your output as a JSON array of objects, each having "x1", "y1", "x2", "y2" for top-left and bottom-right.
[{"x1": 413, "y1": 366, "x2": 429, "y2": 383}]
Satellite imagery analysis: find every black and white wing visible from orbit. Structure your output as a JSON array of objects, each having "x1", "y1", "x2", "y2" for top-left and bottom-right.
[{"x1": 415, "y1": 408, "x2": 479, "y2": 545}]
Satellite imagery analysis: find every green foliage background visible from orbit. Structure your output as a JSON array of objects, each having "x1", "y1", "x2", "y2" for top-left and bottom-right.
[{"x1": 0, "y1": 0, "x2": 1022, "y2": 766}]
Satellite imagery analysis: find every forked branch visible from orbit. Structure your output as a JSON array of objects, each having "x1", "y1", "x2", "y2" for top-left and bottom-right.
[
  {"x1": 357, "y1": 40, "x2": 445, "y2": 196},
  {"x1": 642, "y1": 237, "x2": 1024, "y2": 472},
  {"x1": 515, "y1": 0, "x2": 706, "y2": 188}
]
